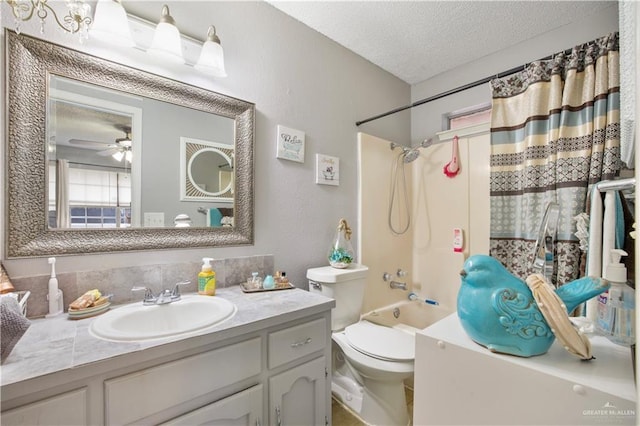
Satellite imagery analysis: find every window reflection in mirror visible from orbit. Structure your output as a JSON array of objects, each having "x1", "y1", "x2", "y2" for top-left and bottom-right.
[{"x1": 47, "y1": 75, "x2": 235, "y2": 229}]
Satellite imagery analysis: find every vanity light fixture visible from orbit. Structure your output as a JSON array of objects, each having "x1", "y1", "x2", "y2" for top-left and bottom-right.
[
  {"x1": 147, "y1": 4, "x2": 184, "y2": 63},
  {"x1": 195, "y1": 25, "x2": 227, "y2": 78},
  {"x1": 90, "y1": 0, "x2": 134, "y2": 47},
  {"x1": 6, "y1": 0, "x2": 92, "y2": 40}
]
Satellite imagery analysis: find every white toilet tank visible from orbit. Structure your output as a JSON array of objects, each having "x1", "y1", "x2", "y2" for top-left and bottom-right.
[{"x1": 307, "y1": 264, "x2": 369, "y2": 331}]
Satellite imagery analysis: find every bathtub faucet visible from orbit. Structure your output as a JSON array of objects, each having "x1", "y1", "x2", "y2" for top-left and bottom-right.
[{"x1": 390, "y1": 281, "x2": 407, "y2": 290}]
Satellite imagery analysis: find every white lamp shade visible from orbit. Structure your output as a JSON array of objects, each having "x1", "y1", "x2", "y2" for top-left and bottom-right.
[
  {"x1": 195, "y1": 40, "x2": 227, "y2": 77},
  {"x1": 148, "y1": 21, "x2": 184, "y2": 63},
  {"x1": 90, "y1": 0, "x2": 135, "y2": 47}
]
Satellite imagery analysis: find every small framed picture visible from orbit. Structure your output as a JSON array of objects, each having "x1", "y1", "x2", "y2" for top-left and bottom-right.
[
  {"x1": 276, "y1": 125, "x2": 305, "y2": 163},
  {"x1": 316, "y1": 154, "x2": 339, "y2": 186}
]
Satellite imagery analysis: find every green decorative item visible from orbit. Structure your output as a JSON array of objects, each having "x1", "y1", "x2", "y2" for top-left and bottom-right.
[{"x1": 328, "y1": 219, "x2": 355, "y2": 269}]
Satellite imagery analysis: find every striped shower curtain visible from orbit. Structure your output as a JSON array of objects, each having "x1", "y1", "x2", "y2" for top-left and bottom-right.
[{"x1": 489, "y1": 32, "x2": 620, "y2": 285}]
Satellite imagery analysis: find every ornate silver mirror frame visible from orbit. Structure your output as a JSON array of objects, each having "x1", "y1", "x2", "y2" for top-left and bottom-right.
[{"x1": 5, "y1": 31, "x2": 255, "y2": 257}]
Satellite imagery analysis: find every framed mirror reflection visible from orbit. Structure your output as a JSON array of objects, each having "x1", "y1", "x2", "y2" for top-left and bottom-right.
[{"x1": 6, "y1": 31, "x2": 255, "y2": 257}]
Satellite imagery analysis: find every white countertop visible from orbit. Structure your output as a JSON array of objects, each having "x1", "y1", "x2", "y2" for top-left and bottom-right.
[
  {"x1": 419, "y1": 313, "x2": 637, "y2": 402},
  {"x1": 1, "y1": 286, "x2": 334, "y2": 388}
]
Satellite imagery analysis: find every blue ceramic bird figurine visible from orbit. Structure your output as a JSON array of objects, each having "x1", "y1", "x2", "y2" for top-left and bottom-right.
[{"x1": 457, "y1": 254, "x2": 609, "y2": 357}]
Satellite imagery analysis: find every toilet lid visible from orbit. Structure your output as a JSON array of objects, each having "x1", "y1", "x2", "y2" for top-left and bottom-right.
[{"x1": 344, "y1": 320, "x2": 414, "y2": 361}]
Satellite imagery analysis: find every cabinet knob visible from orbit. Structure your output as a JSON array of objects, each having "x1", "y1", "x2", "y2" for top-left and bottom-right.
[
  {"x1": 572, "y1": 384, "x2": 586, "y2": 395},
  {"x1": 437, "y1": 340, "x2": 446, "y2": 349}
]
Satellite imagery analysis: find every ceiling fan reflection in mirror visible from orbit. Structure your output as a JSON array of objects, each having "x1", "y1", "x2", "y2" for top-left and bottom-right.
[{"x1": 69, "y1": 126, "x2": 133, "y2": 162}]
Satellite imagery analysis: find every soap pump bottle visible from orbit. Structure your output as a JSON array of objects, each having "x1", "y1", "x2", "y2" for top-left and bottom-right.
[
  {"x1": 45, "y1": 257, "x2": 64, "y2": 317},
  {"x1": 198, "y1": 257, "x2": 216, "y2": 296},
  {"x1": 597, "y1": 249, "x2": 635, "y2": 345}
]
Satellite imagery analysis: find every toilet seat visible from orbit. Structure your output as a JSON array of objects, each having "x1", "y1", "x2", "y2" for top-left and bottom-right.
[{"x1": 344, "y1": 320, "x2": 414, "y2": 361}]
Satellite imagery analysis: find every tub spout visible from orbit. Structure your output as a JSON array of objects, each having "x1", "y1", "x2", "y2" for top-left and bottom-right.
[{"x1": 390, "y1": 281, "x2": 407, "y2": 290}]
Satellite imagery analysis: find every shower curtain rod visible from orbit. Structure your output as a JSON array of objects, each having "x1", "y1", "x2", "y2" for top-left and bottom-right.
[{"x1": 355, "y1": 49, "x2": 572, "y2": 127}]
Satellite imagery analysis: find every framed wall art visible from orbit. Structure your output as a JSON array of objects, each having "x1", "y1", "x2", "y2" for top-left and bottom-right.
[
  {"x1": 276, "y1": 125, "x2": 305, "y2": 163},
  {"x1": 316, "y1": 154, "x2": 339, "y2": 186}
]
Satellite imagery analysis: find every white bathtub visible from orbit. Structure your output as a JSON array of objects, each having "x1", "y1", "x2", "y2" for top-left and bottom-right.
[{"x1": 361, "y1": 299, "x2": 450, "y2": 334}]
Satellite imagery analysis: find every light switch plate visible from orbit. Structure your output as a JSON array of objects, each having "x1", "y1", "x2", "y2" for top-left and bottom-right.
[{"x1": 144, "y1": 212, "x2": 165, "y2": 227}]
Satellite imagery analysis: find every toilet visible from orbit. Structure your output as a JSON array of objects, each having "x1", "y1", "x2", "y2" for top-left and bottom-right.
[{"x1": 307, "y1": 264, "x2": 414, "y2": 426}]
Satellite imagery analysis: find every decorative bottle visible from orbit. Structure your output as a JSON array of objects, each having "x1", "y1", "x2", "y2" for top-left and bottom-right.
[{"x1": 328, "y1": 218, "x2": 355, "y2": 269}]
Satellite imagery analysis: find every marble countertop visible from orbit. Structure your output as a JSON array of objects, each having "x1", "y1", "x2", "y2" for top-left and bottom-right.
[{"x1": 1, "y1": 286, "x2": 335, "y2": 388}]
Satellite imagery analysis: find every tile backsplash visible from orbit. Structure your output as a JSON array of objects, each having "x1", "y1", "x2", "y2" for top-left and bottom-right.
[{"x1": 9, "y1": 255, "x2": 274, "y2": 318}]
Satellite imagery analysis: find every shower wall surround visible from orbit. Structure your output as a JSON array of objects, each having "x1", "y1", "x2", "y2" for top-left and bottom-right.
[{"x1": 10, "y1": 255, "x2": 274, "y2": 318}]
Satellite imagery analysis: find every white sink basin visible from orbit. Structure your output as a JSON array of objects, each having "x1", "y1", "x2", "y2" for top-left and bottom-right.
[{"x1": 89, "y1": 295, "x2": 237, "y2": 342}]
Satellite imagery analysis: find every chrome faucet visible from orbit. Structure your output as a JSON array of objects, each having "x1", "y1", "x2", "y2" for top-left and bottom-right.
[
  {"x1": 390, "y1": 281, "x2": 407, "y2": 290},
  {"x1": 132, "y1": 281, "x2": 190, "y2": 305}
]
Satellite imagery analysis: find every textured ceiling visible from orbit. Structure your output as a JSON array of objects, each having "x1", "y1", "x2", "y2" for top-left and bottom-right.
[{"x1": 267, "y1": 1, "x2": 616, "y2": 84}]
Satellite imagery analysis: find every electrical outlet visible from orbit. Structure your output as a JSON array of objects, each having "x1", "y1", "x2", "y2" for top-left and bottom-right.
[{"x1": 144, "y1": 212, "x2": 165, "y2": 227}]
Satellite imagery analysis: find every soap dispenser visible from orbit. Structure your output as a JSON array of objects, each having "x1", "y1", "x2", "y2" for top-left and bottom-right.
[
  {"x1": 596, "y1": 249, "x2": 635, "y2": 345},
  {"x1": 198, "y1": 257, "x2": 216, "y2": 296}
]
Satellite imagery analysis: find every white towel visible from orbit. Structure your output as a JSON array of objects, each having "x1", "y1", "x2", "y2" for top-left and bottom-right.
[
  {"x1": 586, "y1": 187, "x2": 603, "y2": 322},
  {"x1": 601, "y1": 191, "x2": 617, "y2": 274}
]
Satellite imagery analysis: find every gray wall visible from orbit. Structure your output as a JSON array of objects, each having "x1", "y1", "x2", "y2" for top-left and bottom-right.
[{"x1": 140, "y1": 98, "x2": 235, "y2": 225}]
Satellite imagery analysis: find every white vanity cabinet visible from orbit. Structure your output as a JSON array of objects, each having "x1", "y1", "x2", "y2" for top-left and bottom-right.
[{"x1": 0, "y1": 289, "x2": 334, "y2": 426}]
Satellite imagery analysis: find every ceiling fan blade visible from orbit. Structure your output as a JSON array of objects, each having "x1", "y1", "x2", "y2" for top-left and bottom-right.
[
  {"x1": 97, "y1": 148, "x2": 121, "y2": 156},
  {"x1": 68, "y1": 138, "x2": 112, "y2": 147}
]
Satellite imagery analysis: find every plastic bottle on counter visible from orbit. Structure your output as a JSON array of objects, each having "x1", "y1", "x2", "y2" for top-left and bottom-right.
[
  {"x1": 596, "y1": 249, "x2": 635, "y2": 346},
  {"x1": 198, "y1": 257, "x2": 216, "y2": 296}
]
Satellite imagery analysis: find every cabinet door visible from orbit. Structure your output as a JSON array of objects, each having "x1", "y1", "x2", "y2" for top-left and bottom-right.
[
  {"x1": 269, "y1": 357, "x2": 327, "y2": 426},
  {"x1": 1, "y1": 388, "x2": 87, "y2": 426},
  {"x1": 161, "y1": 384, "x2": 262, "y2": 426}
]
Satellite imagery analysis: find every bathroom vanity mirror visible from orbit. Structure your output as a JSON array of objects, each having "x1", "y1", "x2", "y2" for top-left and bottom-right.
[{"x1": 5, "y1": 31, "x2": 255, "y2": 257}]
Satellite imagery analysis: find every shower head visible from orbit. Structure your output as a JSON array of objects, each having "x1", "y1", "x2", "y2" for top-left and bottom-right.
[
  {"x1": 421, "y1": 138, "x2": 434, "y2": 148},
  {"x1": 403, "y1": 148, "x2": 421, "y2": 163}
]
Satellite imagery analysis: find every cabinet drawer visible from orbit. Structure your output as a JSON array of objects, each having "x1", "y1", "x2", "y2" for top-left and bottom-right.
[
  {"x1": 1, "y1": 387, "x2": 87, "y2": 426},
  {"x1": 268, "y1": 318, "x2": 327, "y2": 369},
  {"x1": 105, "y1": 337, "x2": 261, "y2": 425}
]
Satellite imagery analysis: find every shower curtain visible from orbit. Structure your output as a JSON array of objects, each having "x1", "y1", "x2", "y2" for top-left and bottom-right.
[{"x1": 489, "y1": 32, "x2": 620, "y2": 286}]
